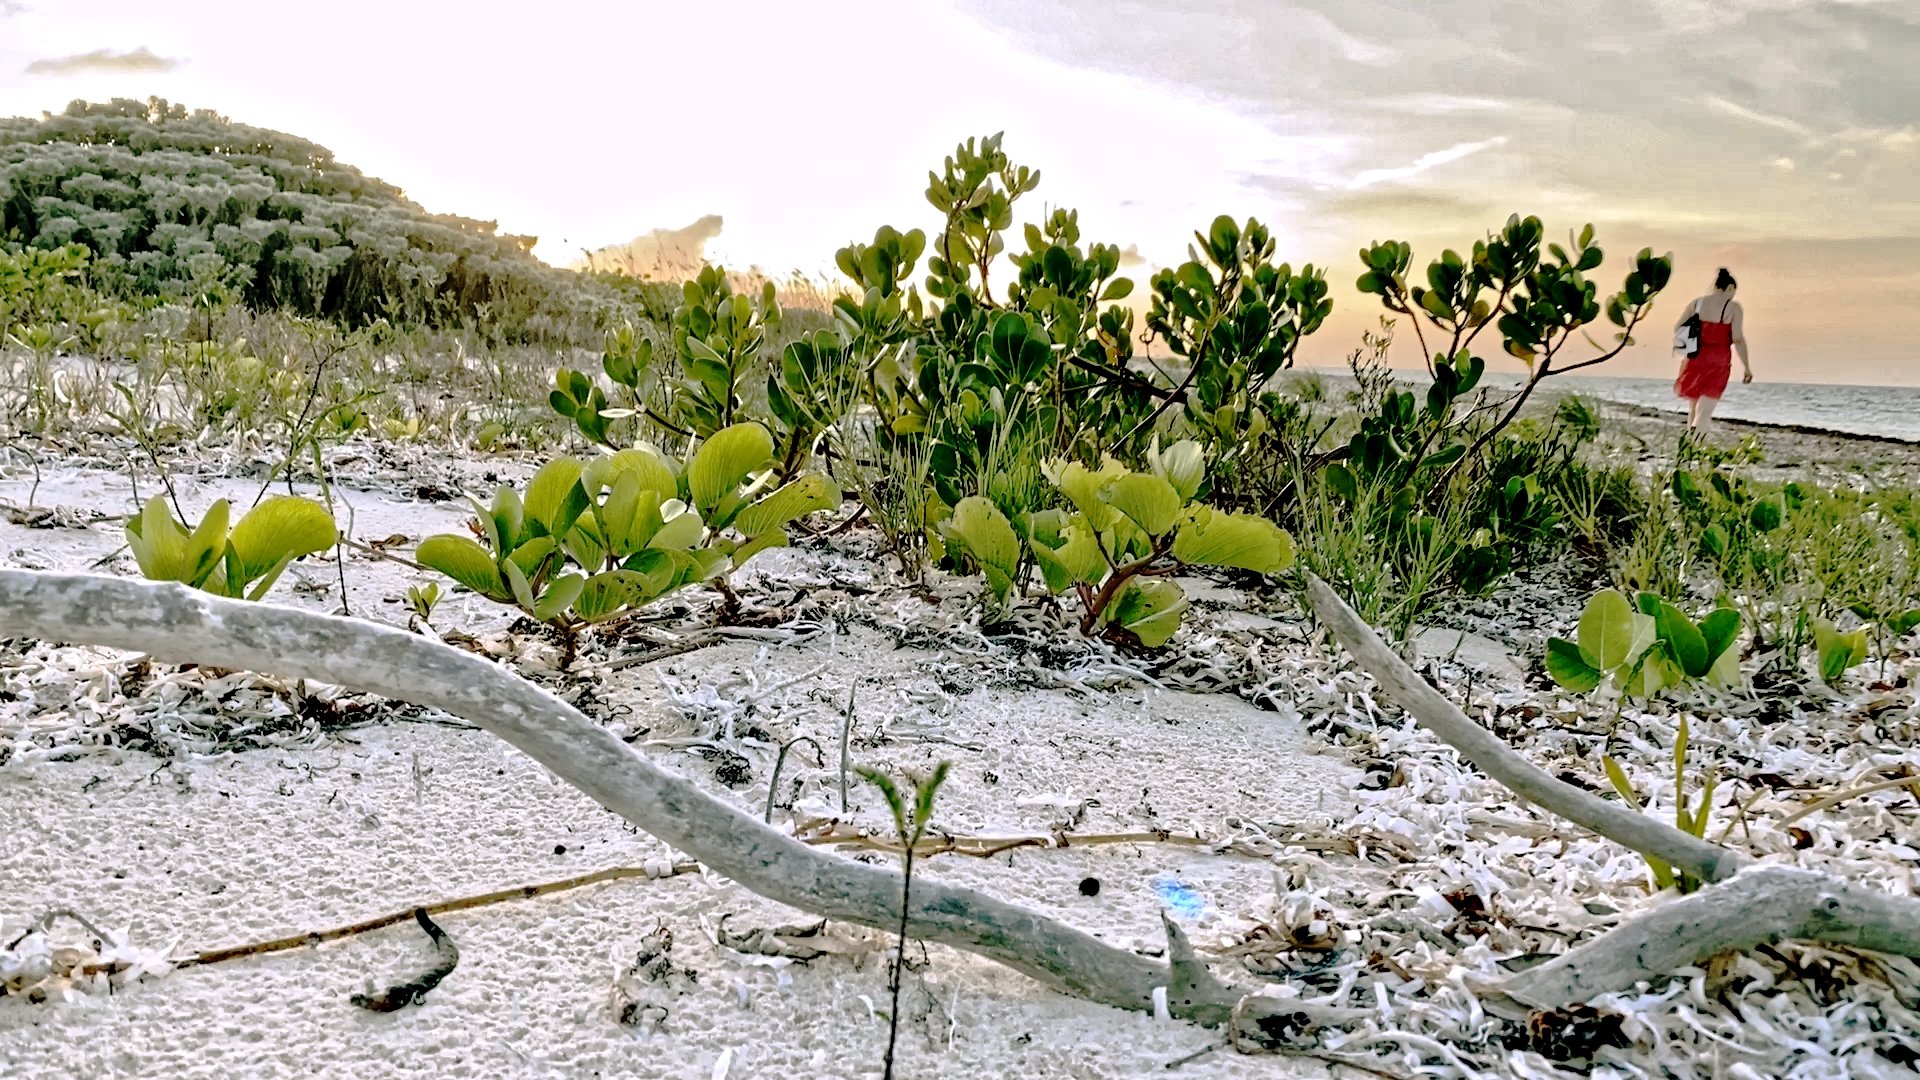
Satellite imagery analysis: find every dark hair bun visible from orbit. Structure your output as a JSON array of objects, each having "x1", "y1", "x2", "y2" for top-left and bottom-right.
[{"x1": 1714, "y1": 268, "x2": 1737, "y2": 290}]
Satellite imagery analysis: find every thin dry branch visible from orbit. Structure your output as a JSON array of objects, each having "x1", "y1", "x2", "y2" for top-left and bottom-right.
[
  {"x1": 161, "y1": 862, "x2": 701, "y2": 972},
  {"x1": 793, "y1": 819, "x2": 1356, "y2": 860},
  {"x1": 0, "y1": 571, "x2": 1250, "y2": 1022}
]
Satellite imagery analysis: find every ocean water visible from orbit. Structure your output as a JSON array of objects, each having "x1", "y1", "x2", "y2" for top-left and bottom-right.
[
  {"x1": 1307, "y1": 369, "x2": 1920, "y2": 442},
  {"x1": 1540, "y1": 375, "x2": 1920, "y2": 443}
]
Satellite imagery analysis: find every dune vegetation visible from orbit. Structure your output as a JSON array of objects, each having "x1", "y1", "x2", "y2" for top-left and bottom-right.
[{"x1": 5, "y1": 100, "x2": 1920, "y2": 1078}]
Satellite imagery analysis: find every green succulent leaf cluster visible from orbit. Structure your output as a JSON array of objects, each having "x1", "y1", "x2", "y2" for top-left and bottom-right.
[
  {"x1": 124, "y1": 494, "x2": 337, "y2": 601},
  {"x1": 941, "y1": 440, "x2": 1292, "y2": 647},
  {"x1": 414, "y1": 423, "x2": 837, "y2": 627},
  {"x1": 669, "y1": 267, "x2": 782, "y2": 438},
  {"x1": 1147, "y1": 215, "x2": 1332, "y2": 446},
  {"x1": 1546, "y1": 589, "x2": 1742, "y2": 698}
]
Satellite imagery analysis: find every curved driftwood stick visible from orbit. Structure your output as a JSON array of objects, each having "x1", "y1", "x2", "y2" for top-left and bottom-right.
[
  {"x1": 1502, "y1": 865, "x2": 1920, "y2": 1007},
  {"x1": 1304, "y1": 574, "x2": 1749, "y2": 884},
  {"x1": 1305, "y1": 573, "x2": 1920, "y2": 1006},
  {"x1": 0, "y1": 572, "x2": 1243, "y2": 1021}
]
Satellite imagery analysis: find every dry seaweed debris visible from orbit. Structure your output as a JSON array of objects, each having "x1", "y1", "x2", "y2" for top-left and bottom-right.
[{"x1": 10, "y1": 566, "x2": 1920, "y2": 1077}]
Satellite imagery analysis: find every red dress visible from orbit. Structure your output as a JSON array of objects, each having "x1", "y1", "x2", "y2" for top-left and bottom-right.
[{"x1": 1676, "y1": 300, "x2": 1735, "y2": 400}]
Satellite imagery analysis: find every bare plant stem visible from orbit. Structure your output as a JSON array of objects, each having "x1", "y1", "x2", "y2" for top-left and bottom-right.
[{"x1": 884, "y1": 844, "x2": 914, "y2": 1080}]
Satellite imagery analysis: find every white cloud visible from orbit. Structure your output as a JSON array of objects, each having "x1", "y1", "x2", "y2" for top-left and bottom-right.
[
  {"x1": 1349, "y1": 136, "x2": 1509, "y2": 189},
  {"x1": 1703, "y1": 94, "x2": 1812, "y2": 137}
]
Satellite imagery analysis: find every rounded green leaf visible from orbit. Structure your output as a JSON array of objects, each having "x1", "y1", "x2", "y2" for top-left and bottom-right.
[
  {"x1": 689, "y1": 423, "x2": 775, "y2": 512},
  {"x1": 416, "y1": 534, "x2": 506, "y2": 598},
  {"x1": 1172, "y1": 507, "x2": 1295, "y2": 573},
  {"x1": 523, "y1": 457, "x2": 586, "y2": 537},
  {"x1": 603, "y1": 447, "x2": 679, "y2": 506},
  {"x1": 1111, "y1": 578, "x2": 1189, "y2": 648},
  {"x1": 572, "y1": 571, "x2": 639, "y2": 622},
  {"x1": 1545, "y1": 637, "x2": 1602, "y2": 692},
  {"x1": 227, "y1": 497, "x2": 336, "y2": 589},
  {"x1": 1044, "y1": 458, "x2": 1124, "y2": 531},
  {"x1": 1699, "y1": 608, "x2": 1742, "y2": 665},
  {"x1": 648, "y1": 504, "x2": 704, "y2": 551},
  {"x1": 1654, "y1": 601, "x2": 1710, "y2": 678},
  {"x1": 942, "y1": 496, "x2": 1020, "y2": 602},
  {"x1": 1109, "y1": 474, "x2": 1181, "y2": 537},
  {"x1": 1576, "y1": 589, "x2": 1635, "y2": 670},
  {"x1": 532, "y1": 573, "x2": 585, "y2": 622},
  {"x1": 1150, "y1": 438, "x2": 1206, "y2": 503},
  {"x1": 735, "y1": 473, "x2": 841, "y2": 538}
]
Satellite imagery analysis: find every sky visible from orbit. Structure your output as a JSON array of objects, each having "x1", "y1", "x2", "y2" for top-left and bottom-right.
[{"x1": 2, "y1": 0, "x2": 1916, "y2": 384}]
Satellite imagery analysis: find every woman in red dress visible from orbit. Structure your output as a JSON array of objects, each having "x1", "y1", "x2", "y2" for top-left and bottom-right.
[{"x1": 1672, "y1": 268, "x2": 1753, "y2": 431}]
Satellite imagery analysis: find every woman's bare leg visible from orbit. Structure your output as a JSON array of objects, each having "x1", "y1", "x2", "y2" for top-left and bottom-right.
[{"x1": 1691, "y1": 395, "x2": 1720, "y2": 431}]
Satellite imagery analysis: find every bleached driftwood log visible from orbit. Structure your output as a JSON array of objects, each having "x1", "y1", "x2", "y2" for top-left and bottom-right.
[
  {"x1": 1502, "y1": 865, "x2": 1920, "y2": 1007},
  {"x1": 0, "y1": 572, "x2": 1276, "y2": 1022},
  {"x1": 1304, "y1": 575, "x2": 1748, "y2": 886},
  {"x1": 1304, "y1": 573, "x2": 1920, "y2": 1007}
]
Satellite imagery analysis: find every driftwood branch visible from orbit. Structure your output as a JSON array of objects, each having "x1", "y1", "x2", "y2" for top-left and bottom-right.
[
  {"x1": 1502, "y1": 865, "x2": 1920, "y2": 1007},
  {"x1": 1304, "y1": 573, "x2": 1920, "y2": 1006},
  {"x1": 1304, "y1": 574, "x2": 1748, "y2": 885},
  {"x1": 0, "y1": 572, "x2": 1248, "y2": 1022}
]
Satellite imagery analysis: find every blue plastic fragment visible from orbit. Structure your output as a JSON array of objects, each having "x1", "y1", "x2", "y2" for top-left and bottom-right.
[{"x1": 1154, "y1": 875, "x2": 1204, "y2": 920}]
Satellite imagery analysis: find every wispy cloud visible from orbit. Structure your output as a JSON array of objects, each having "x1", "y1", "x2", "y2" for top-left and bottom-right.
[
  {"x1": 1349, "y1": 136, "x2": 1508, "y2": 188},
  {"x1": 1703, "y1": 94, "x2": 1812, "y2": 136},
  {"x1": 26, "y1": 46, "x2": 180, "y2": 76}
]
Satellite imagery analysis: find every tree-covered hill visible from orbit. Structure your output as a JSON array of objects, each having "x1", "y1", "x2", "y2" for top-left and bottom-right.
[{"x1": 0, "y1": 97, "x2": 586, "y2": 332}]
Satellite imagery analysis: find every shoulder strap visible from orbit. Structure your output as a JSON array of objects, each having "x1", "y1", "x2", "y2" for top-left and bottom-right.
[{"x1": 1719, "y1": 296, "x2": 1734, "y2": 321}]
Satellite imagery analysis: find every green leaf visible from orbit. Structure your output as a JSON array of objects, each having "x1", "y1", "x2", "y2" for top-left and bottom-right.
[
  {"x1": 1654, "y1": 600, "x2": 1710, "y2": 678},
  {"x1": 602, "y1": 447, "x2": 680, "y2": 505},
  {"x1": 564, "y1": 518, "x2": 608, "y2": 571},
  {"x1": 507, "y1": 535, "x2": 557, "y2": 579},
  {"x1": 1149, "y1": 438, "x2": 1206, "y2": 503},
  {"x1": 226, "y1": 497, "x2": 336, "y2": 593},
  {"x1": 1814, "y1": 618, "x2": 1869, "y2": 684},
  {"x1": 572, "y1": 571, "x2": 636, "y2": 622},
  {"x1": 416, "y1": 535, "x2": 507, "y2": 598},
  {"x1": 732, "y1": 526, "x2": 788, "y2": 567},
  {"x1": 648, "y1": 503, "x2": 704, "y2": 551},
  {"x1": 503, "y1": 559, "x2": 538, "y2": 612},
  {"x1": 689, "y1": 423, "x2": 775, "y2": 512},
  {"x1": 1626, "y1": 612, "x2": 1659, "y2": 665},
  {"x1": 523, "y1": 457, "x2": 587, "y2": 537},
  {"x1": 1576, "y1": 589, "x2": 1635, "y2": 670},
  {"x1": 1171, "y1": 507, "x2": 1294, "y2": 574},
  {"x1": 1545, "y1": 637, "x2": 1602, "y2": 692},
  {"x1": 1699, "y1": 608, "x2": 1742, "y2": 665},
  {"x1": 735, "y1": 473, "x2": 841, "y2": 538},
  {"x1": 125, "y1": 495, "x2": 228, "y2": 587},
  {"x1": 1602, "y1": 755, "x2": 1640, "y2": 809},
  {"x1": 532, "y1": 573, "x2": 585, "y2": 622},
  {"x1": 1108, "y1": 474, "x2": 1182, "y2": 536},
  {"x1": 942, "y1": 496, "x2": 1020, "y2": 603},
  {"x1": 1110, "y1": 578, "x2": 1189, "y2": 648},
  {"x1": 1323, "y1": 463, "x2": 1358, "y2": 503},
  {"x1": 1044, "y1": 458, "x2": 1125, "y2": 531}
]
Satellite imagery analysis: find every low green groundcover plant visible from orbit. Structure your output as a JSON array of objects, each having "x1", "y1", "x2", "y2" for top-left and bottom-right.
[
  {"x1": 124, "y1": 495, "x2": 336, "y2": 600},
  {"x1": 413, "y1": 421, "x2": 837, "y2": 628},
  {"x1": 1546, "y1": 588, "x2": 1742, "y2": 699},
  {"x1": 942, "y1": 438, "x2": 1293, "y2": 647}
]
